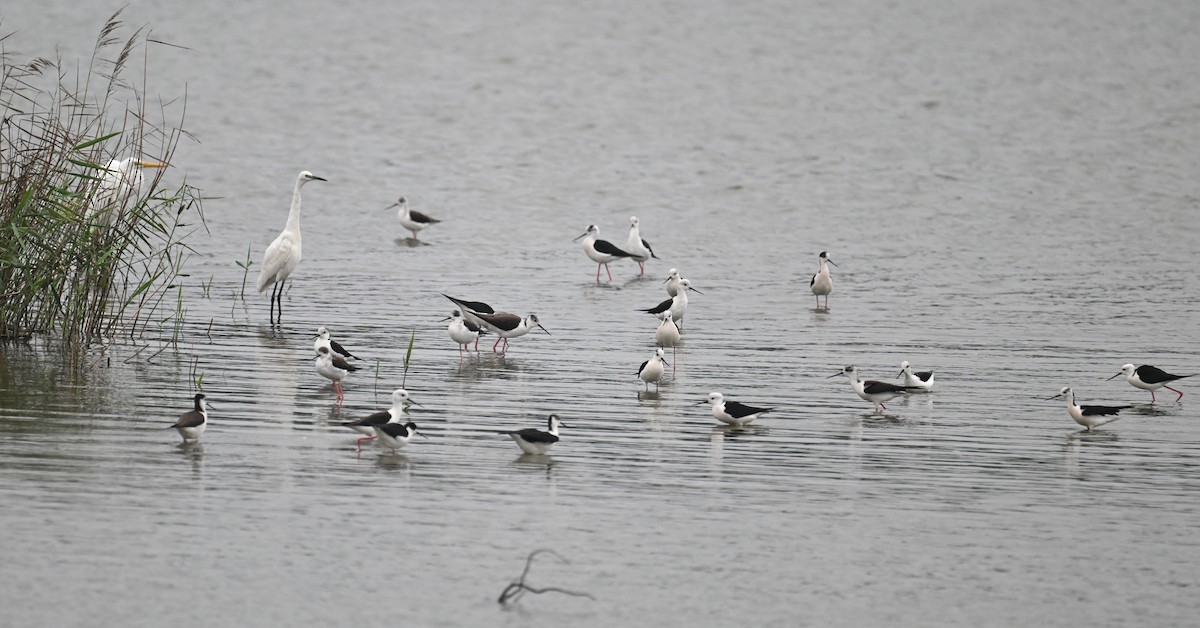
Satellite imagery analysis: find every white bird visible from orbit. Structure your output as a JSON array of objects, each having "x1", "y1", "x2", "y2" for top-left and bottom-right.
[
  {"x1": 313, "y1": 326, "x2": 359, "y2": 361},
  {"x1": 315, "y1": 345, "x2": 358, "y2": 402},
  {"x1": 664, "y1": 268, "x2": 682, "y2": 296},
  {"x1": 257, "y1": 171, "x2": 326, "y2": 324},
  {"x1": 165, "y1": 393, "x2": 209, "y2": 443},
  {"x1": 499, "y1": 415, "x2": 565, "y2": 455},
  {"x1": 388, "y1": 196, "x2": 440, "y2": 240},
  {"x1": 340, "y1": 388, "x2": 419, "y2": 451},
  {"x1": 810, "y1": 251, "x2": 838, "y2": 309},
  {"x1": 830, "y1": 365, "x2": 917, "y2": 413},
  {"x1": 625, "y1": 216, "x2": 659, "y2": 276},
  {"x1": 85, "y1": 157, "x2": 168, "y2": 225},
  {"x1": 637, "y1": 348, "x2": 669, "y2": 392},
  {"x1": 655, "y1": 313, "x2": 681, "y2": 365},
  {"x1": 375, "y1": 421, "x2": 426, "y2": 453},
  {"x1": 573, "y1": 224, "x2": 633, "y2": 282},
  {"x1": 639, "y1": 279, "x2": 702, "y2": 329},
  {"x1": 1046, "y1": 387, "x2": 1131, "y2": 431},
  {"x1": 1107, "y1": 364, "x2": 1194, "y2": 403},
  {"x1": 898, "y1": 361, "x2": 935, "y2": 392},
  {"x1": 441, "y1": 310, "x2": 486, "y2": 356},
  {"x1": 472, "y1": 311, "x2": 550, "y2": 354},
  {"x1": 704, "y1": 392, "x2": 773, "y2": 426}
]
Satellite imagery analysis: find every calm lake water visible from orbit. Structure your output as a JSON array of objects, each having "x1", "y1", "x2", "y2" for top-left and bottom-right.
[{"x1": 3, "y1": 0, "x2": 1200, "y2": 626}]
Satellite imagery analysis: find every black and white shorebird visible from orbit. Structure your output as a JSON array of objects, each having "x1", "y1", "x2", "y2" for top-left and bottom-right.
[
  {"x1": 1108, "y1": 364, "x2": 1194, "y2": 403},
  {"x1": 375, "y1": 421, "x2": 426, "y2": 453},
  {"x1": 166, "y1": 393, "x2": 210, "y2": 443},
  {"x1": 472, "y1": 311, "x2": 550, "y2": 354},
  {"x1": 388, "y1": 196, "x2": 440, "y2": 240},
  {"x1": 663, "y1": 268, "x2": 682, "y2": 296},
  {"x1": 704, "y1": 392, "x2": 773, "y2": 426},
  {"x1": 315, "y1": 346, "x2": 359, "y2": 402},
  {"x1": 655, "y1": 313, "x2": 681, "y2": 366},
  {"x1": 810, "y1": 251, "x2": 838, "y2": 309},
  {"x1": 625, "y1": 216, "x2": 659, "y2": 276},
  {"x1": 637, "y1": 348, "x2": 669, "y2": 392},
  {"x1": 256, "y1": 171, "x2": 326, "y2": 324},
  {"x1": 1046, "y1": 387, "x2": 1131, "y2": 431},
  {"x1": 313, "y1": 326, "x2": 359, "y2": 361},
  {"x1": 499, "y1": 415, "x2": 565, "y2": 455},
  {"x1": 898, "y1": 361, "x2": 935, "y2": 392},
  {"x1": 442, "y1": 294, "x2": 495, "y2": 327},
  {"x1": 639, "y1": 278, "x2": 702, "y2": 329},
  {"x1": 340, "y1": 388, "x2": 420, "y2": 451},
  {"x1": 573, "y1": 224, "x2": 633, "y2": 282},
  {"x1": 441, "y1": 310, "x2": 487, "y2": 355},
  {"x1": 830, "y1": 365, "x2": 919, "y2": 413}
]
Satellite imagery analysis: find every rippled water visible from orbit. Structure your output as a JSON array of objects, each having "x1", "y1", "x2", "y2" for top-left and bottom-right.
[{"x1": 3, "y1": 0, "x2": 1200, "y2": 625}]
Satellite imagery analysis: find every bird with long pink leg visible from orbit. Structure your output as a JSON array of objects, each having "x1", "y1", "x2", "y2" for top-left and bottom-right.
[
  {"x1": 574, "y1": 224, "x2": 633, "y2": 282},
  {"x1": 1108, "y1": 364, "x2": 1194, "y2": 403},
  {"x1": 315, "y1": 346, "x2": 358, "y2": 402},
  {"x1": 340, "y1": 388, "x2": 421, "y2": 451}
]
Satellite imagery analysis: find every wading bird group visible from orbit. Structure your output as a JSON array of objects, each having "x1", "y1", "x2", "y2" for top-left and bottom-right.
[{"x1": 162, "y1": 170, "x2": 1192, "y2": 449}]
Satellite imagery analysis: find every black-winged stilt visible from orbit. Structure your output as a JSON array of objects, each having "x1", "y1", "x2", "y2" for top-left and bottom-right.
[
  {"x1": 1046, "y1": 387, "x2": 1131, "y2": 431},
  {"x1": 1108, "y1": 364, "x2": 1193, "y2": 403},
  {"x1": 500, "y1": 415, "x2": 565, "y2": 455}
]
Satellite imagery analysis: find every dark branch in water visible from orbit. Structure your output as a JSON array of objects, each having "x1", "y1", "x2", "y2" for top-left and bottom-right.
[{"x1": 497, "y1": 549, "x2": 595, "y2": 606}]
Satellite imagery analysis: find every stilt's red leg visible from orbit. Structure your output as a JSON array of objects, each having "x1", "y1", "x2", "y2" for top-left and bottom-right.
[
  {"x1": 1167, "y1": 386, "x2": 1184, "y2": 401},
  {"x1": 605, "y1": 264, "x2": 613, "y2": 281},
  {"x1": 474, "y1": 336, "x2": 480, "y2": 352},
  {"x1": 356, "y1": 436, "x2": 375, "y2": 452},
  {"x1": 493, "y1": 336, "x2": 503, "y2": 352},
  {"x1": 596, "y1": 264, "x2": 601, "y2": 282},
  {"x1": 639, "y1": 262, "x2": 645, "y2": 276},
  {"x1": 1151, "y1": 390, "x2": 1157, "y2": 403}
]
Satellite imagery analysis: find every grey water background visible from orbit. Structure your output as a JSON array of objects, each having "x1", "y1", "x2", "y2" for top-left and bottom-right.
[{"x1": 3, "y1": 0, "x2": 1200, "y2": 625}]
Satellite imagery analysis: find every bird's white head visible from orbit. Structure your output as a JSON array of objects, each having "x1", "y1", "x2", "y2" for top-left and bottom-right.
[
  {"x1": 1045, "y1": 386, "x2": 1073, "y2": 401},
  {"x1": 629, "y1": 216, "x2": 640, "y2": 228},
  {"x1": 527, "y1": 314, "x2": 551, "y2": 336},
  {"x1": 391, "y1": 388, "x2": 411, "y2": 405},
  {"x1": 897, "y1": 361, "x2": 911, "y2": 378},
  {"x1": 829, "y1": 365, "x2": 857, "y2": 380},
  {"x1": 315, "y1": 326, "x2": 330, "y2": 339},
  {"x1": 573, "y1": 225, "x2": 599, "y2": 242},
  {"x1": 818, "y1": 251, "x2": 838, "y2": 267},
  {"x1": 707, "y1": 392, "x2": 725, "y2": 406},
  {"x1": 298, "y1": 171, "x2": 327, "y2": 185},
  {"x1": 316, "y1": 346, "x2": 332, "y2": 359},
  {"x1": 1121, "y1": 364, "x2": 1135, "y2": 375},
  {"x1": 677, "y1": 278, "x2": 703, "y2": 295},
  {"x1": 547, "y1": 414, "x2": 566, "y2": 432},
  {"x1": 656, "y1": 348, "x2": 665, "y2": 359}
]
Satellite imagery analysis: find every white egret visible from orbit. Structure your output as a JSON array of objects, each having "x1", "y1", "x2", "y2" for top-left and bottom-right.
[
  {"x1": 257, "y1": 171, "x2": 326, "y2": 324},
  {"x1": 85, "y1": 157, "x2": 168, "y2": 225}
]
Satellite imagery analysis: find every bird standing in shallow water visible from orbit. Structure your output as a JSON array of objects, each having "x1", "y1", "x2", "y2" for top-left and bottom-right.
[
  {"x1": 1046, "y1": 387, "x2": 1130, "y2": 431},
  {"x1": 375, "y1": 422, "x2": 426, "y2": 453},
  {"x1": 442, "y1": 310, "x2": 486, "y2": 356},
  {"x1": 637, "y1": 348, "x2": 669, "y2": 392},
  {"x1": 1108, "y1": 364, "x2": 1193, "y2": 403},
  {"x1": 313, "y1": 326, "x2": 359, "y2": 361},
  {"x1": 639, "y1": 279, "x2": 702, "y2": 329},
  {"x1": 898, "y1": 361, "x2": 935, "y2": 392},
  {"x1": 625, "y1": 216, "x2": 659, "y2": 276},
  {"x1": 340, "y1": 388, "x2": 419, "y2": 451},
  {"x1": 315, "y1": 346, "x2": 358, "y2": 402},
  {"x1": 574, "y1": 224, "x2": 633, "y2": 282},
  {"x1": 500, "y1": 415, "x2": 565, "y2": 455},
  {"x1": 166, "y1": 393, "x2": 210, "y2": 443},
  {"x1": 388, "y1": 197, "x2": 440, "y2": 240},
  {"x1": 830, "y1": 365, "x2": 918, "y2": 413},
  {"x1": 257, "y1": 171, "x2": 326, "y2": 324},
  {"x1": 810, "y1": 251, "x2": 837, "y2": 309},
  {"x1": 472, "y1": 311, "x2": 550, "y2": 354},
  {"x1": 704, "y1": 392, "x2": 773, "y2": 426}
]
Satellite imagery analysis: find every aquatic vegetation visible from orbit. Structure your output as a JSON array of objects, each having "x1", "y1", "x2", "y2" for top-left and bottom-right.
[{"x1": 0, "y1": 10, "x2": 203, "y2": 360}]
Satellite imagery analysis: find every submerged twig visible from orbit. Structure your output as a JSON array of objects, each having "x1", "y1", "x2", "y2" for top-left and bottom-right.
[{"x1": 497, "y1": 549, "x2": 595, "y2": 607}]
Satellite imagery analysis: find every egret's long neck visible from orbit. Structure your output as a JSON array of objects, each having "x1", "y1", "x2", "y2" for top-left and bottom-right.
[{"x1": 286, "y1": 180, "x2": 304, "y2": 235}]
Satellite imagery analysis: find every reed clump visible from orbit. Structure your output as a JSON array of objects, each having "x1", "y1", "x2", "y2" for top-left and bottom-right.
[{"x1": 0, "y1": 10, "x2": 203, "y2": 359}]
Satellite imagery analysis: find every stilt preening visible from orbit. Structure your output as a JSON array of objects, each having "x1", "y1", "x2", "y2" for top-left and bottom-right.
[
  {"x1": 315, "y1": 346, "x2": 358, "y2": 402},
  {"x1": 442, "y1": 294, "x2": 496, "y2": 352},
  {"x1": 442, "y1": 310, "x2": 487, "y2": 356},
  {"x1": 573, "y1": 224, "x2": 633, "y2": 282},
  {"x1": 1046, "y1": 387, "x2": 1131, "y2": 431},
  {"x1": 625, "y1": 216, "x2": 659, "y2": 276},
  {"x1": 256, "y1": 171, "x2": 326, "y2": 324},
  {"x1": 1108, "y1": 364, "x2": 1193, "y2": 403}
]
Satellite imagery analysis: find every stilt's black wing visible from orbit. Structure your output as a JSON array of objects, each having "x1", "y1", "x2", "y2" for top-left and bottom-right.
[
  {"x1": 638, "y1": 297, "x2": 673, "y2": 315},
  {"x1": 1080, "y1": 405, "x2": 1131, "y2": 416},
  {"x1": 916, "y1": 371, "x2": 935, "y2": 382},
  {"x1": 409, "y1": 209, "x2": 440, "y2": 225},
  {"x1": 641, "y1": 238, "x2": 659, "y2": 259},
  {"x1": 863, "y1": 381, "x2": 910, "y2": 395},
  {"x1": 344, "y1": 410, "x2": 391, "y2": 428},
  {"x1": 637, "y1": 360, "x2": 649, "y2": 376},
  {"x1": 330, "y1": 339, "x2": 358, "y2": 360},
  {"x1": 475, "y1": 312, "x2": 522, "y2": 332},
  {"x1": 443, "y1": 294, "x2": 495, "y2": 314},
  {"x1": 332, "y1": 354, "x2": 360, "y2": 372},
  {"x1": 1135, "y1": 365, "x2": 1190, "y2": 384},
  {"x1": 595, "y1": 240, "x2": 633, "y2": 257},
  {"x1": 174, "y1": 410, "x2": 205, "y2": 429},
  {"x1": 501, "y1": 429, "x2": 559, "y2": 444},
  {"x1": 724, "y1": 401, "x2": 772, "y2": 418}
]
